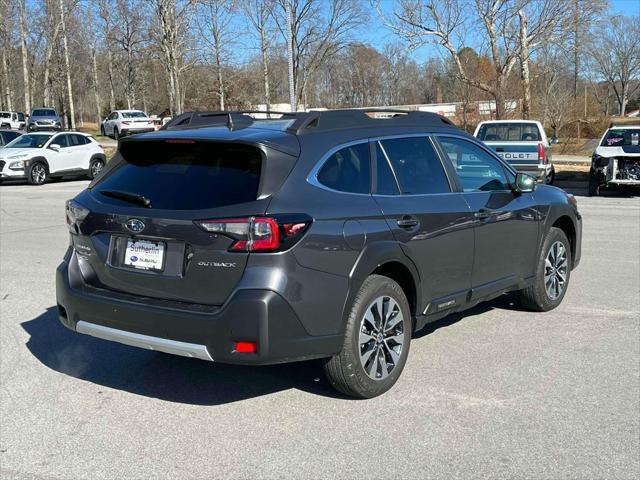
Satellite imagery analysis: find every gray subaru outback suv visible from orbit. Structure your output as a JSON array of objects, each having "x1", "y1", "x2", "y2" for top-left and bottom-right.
[{"x1": 56, "y1": 110, "x2": 582, "y2": 398}]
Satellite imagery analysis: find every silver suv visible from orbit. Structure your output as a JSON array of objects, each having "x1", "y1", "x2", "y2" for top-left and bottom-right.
[{"x1": 28, "y1": 108, "x2": 62, "y2": 132}]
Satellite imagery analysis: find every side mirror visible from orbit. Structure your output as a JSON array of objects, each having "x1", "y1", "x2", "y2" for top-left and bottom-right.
[
  {"x1": 514, "y1": 172, "x2": 536, "y2": 193},
  {"x1": 49, "y1": 144, "x2": 61, "y2": 152}
]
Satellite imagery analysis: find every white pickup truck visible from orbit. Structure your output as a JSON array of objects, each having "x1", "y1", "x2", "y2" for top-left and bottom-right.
[{"x1": 474, "y1": 120, "x2": 555, "y2": 184}]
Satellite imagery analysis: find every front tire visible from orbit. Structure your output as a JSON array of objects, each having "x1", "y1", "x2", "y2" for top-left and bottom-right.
[
  {"x1": 100, "y1": 125, "x2": 105, "y2": 136},
  {"x1": 517, "y1": 227, "x2": 571, "y2": 312},
  {"x1": 27, "y1": 162, "x2": 48, "y2": 185},
  {"x1": 88, "y1": 158, "x2": 105, "y2": 179},
  {"x1": 324, "y1": 275, "x2": 412, "y2": 398},
  {"x1": 588, "y1": 173, "x2": 601, "y2": 196}
]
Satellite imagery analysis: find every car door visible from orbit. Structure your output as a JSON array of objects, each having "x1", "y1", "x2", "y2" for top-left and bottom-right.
[
  {"x1": 48, "y1": 134, "x2": 73, "y2": 172},
  {"x1": 65, "y1": 134, "x2": 88, "y2": 169},
  {"x1": 435, "y1": 135, "x2": 539, "y2": 300},
  {"x1": 105, "y1": 112, "x2": 116, "y2": 135},
  {"x1": 371, "y1": 135, "x2": 475, "y2": 315}
]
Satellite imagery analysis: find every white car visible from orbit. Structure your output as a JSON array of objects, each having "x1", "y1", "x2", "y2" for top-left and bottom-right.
[
  {"x1": 0, "y1": 131, "x2": 106, "y2": 185},
  {"x1": 101, "y1": 110, "x2": 155, "y2": 139},
  {"x1": 589, "y1": 123, "x2": 640, "y2": 195},
  {"x1": 0, "y1": 111, "x2": 27, "y2": 130}
]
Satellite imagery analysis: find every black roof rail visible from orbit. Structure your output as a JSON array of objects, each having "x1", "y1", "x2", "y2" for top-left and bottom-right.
[
  {"x1": 286, "y1": 109, "x2": 455, "y2": 134},
  {"x1": 160, "y1": 110, "x2": 298, "y2": 131}
]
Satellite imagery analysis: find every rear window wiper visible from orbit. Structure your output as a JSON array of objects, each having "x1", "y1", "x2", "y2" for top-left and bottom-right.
[{"x1": 99, "y1": 189, "x2": 152, "y2": 208}]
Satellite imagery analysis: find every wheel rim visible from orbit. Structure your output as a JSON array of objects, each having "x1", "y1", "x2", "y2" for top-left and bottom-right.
[
  {"x1": 31, "y1": 164, "x2": 46, "y2": 184},
  {"x1": 544, "y1": 241, "x2": 568, "y2": 300},
  {"x1": 358, "y1": 295, "x2": 405, "y2": 380},
  {"x1": 91, "y1": 161, "x2": 104, "y2": 177}
]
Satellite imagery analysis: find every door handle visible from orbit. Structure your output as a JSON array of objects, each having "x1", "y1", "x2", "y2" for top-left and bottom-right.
[
  {"x1": 474, "y1": 208, "x2": 505, "y2": 219},
  {"x1": 397, "y1": 216, "x2": 419, "y2": 228}
]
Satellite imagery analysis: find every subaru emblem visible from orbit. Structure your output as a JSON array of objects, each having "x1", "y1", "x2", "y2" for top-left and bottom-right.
[{"x1": 125, "y1": 218, "x2": 145, "y2": 233}]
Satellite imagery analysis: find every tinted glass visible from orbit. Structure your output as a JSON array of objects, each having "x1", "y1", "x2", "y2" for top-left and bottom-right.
[
  {"x1": 374, "y1": 143, "x2": 400, "y2": 195},
  {"x1": 17, "y1": 113, "x2": 24, "y2": 121},
  {"x1": 601, "y1": 129, "x2": 640, "y2": 146},
  {"x1": 438, "y1": 137, "x2": 509, "y2": 192},
  {"x1": 54, "y1": 135, "x2": 70, "y2": 148},
  {"x1": 0, "y1": 112, "x2": 10, "y2": 118},
  {"x1": 378, "y1": 137, "x2": 450, "y2": 194},
  {"x1": 121, "y1": 111, "x2": 147, "y2": 118},
  {"x1": 0, "y1": 131, "x2": 19, "y2": 145},
  {"x1": 69, "y1": 134, "x2": 86, "y2": 146},
  {"x1": 477, "y1": 123, "x2": 541, "y2": 141},
  {"x1": 317, "y1": 143, "x2": 370, "y2": 194},
  {"x1": 5, "y1": 133, "x2": 52, "y2": 148},
  {"x1": 32, "y1": 109, "x2": 56, "y2": 117},
  {"x1": 93, "y1": 142, "x2": 262, "y2": 210}
]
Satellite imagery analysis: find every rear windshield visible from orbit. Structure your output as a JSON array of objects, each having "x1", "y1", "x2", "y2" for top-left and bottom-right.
[
  {"x1": 92, "y1": 141, "x2": 262, "y2": 210},
  {"x1": 121, "y1": 111, "x2": 147, "y2": 119},
  {"x1": 601, "y1": 129, "x2": 640, "y2": 146},
  {"x1": 477, "y1": 123, "x2": 541, "y2": 142},
  {"x1": 32, "y1": 109, "x2": 56, "y2": 116}
]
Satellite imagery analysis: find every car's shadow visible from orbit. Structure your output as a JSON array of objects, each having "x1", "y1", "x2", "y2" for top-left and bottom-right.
[{"x1": 22, "y1": 296, "x2": 521, "y2": 405}]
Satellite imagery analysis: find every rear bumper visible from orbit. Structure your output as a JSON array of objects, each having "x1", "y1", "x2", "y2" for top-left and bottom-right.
[
  {"x1": 56, "y1": 253, "x2": 342, "y2": 365},
  {"x1": 121, "y1": 128, "x2": 154, "y2": 135},
  {"x1": 510, "y1": 163, "x2": 553, "y2": 181}
]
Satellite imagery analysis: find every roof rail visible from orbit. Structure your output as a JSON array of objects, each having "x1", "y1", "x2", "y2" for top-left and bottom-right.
[
  {"x1": 285, "y1": 109, "x2": 454, "y2": 134},
  {"x1": 160, "y1": 110, "x2": 298, "y2": 131}
]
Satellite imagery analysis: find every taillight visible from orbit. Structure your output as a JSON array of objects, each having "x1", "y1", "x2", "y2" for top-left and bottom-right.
[
  {"x1": 196, "y1": 216, "x2": 311, "y2": 252},
  {"x1": 538, "y1": 143, "x2": 546, "y2": 163},
  {"x1": 66, "y1": 199, "x2": 90, "y2": 234}
]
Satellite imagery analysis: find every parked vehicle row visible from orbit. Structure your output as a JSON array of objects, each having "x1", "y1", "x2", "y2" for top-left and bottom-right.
[
  {"x1": 56, "y1": 109, "x2": 582, "y2": 398},
  {"x1": 101, "y1": 110, "x2": 155, "y2": 139},
  {"x1": 0, "y1": 131, "x2": 106, "y2": 185}
]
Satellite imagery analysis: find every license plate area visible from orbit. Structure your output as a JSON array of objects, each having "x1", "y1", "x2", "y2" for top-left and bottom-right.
[{"x1": 123, "y1": 238, "x2": 166, "y2": 272}]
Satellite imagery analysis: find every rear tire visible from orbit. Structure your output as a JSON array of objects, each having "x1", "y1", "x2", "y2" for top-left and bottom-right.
[
  {"x1": 517, "y1": 227, "x2": 571, "y2": 312},
  {"x1": 100, "y1": 125, "x2": 105, "y2": 136},
  {"x1": 114, "y1": 128, "x2": 120, "y2": 140},
  {"x1": 27, "y1": 162, "x2": 48, "y2": 185},
  {"x1": 545, "y1": 167, "x2": 555, "y2": 185},
  {"x1": 323, "y1": 275, "x2": 411, "y2": 399}
]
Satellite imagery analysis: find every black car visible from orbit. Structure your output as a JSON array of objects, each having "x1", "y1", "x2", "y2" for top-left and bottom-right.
[
  {"x1": 0, "y1": 129, "x2": 22, "y2": 146},
  {"x1": 56, "y1": 110, "x2": 582, "y2": 398}
]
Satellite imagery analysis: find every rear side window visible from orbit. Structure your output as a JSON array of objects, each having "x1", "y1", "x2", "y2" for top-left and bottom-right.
[
  {"x1": 374, "y1": 143, "x2": 400, "y2": 195},
  {"x1": 477, "y1": 123, "x2": 541, "y2": 141},
  {"x1": 378, "y1": 137, "x2": 450, "y2": 194},
  {"x1": 317, "y1": 143, "x2": 370, "y2": 194},
  {"x1": 93, "y1": 141, "x2": 262, "y2": 210}
]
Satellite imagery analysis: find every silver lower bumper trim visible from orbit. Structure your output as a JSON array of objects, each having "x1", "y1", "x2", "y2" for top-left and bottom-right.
[{"x1": 76, "y1": 321, "x2": 213, "y2": 361}]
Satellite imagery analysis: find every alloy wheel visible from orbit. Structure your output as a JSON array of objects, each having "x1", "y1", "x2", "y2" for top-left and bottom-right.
[
  {"x1": 358, "y1": 295, "x2": 405, "y2": 380},
  {"x1": 91, "y1": 161, "x2": 104, "y2": 177},
  {"x1": 31, "y1": 164, "x2": 46, "y2": 184},
  {"x1": 544, "y1": 240, "x2": 568, "y2": 300}
]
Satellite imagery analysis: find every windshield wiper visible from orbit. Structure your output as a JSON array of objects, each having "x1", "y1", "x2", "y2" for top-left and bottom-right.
[{"x1": 99, "y1": 189, "x2": 152, "y2": 208}]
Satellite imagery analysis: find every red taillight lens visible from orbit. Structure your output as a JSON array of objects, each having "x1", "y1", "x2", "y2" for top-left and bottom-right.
[
  {"x1": 197, "y1": 216, "x2": 309, "y2": 252},
  {"x1": 538, "y1": 143, "x2": 546, "y2": 163},
  {"x1": 234, "y1": 341, "x2": 257, "y2": 353}
]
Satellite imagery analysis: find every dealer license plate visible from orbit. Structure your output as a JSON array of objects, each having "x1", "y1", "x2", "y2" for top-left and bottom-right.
[{"x1": 124, "y1": 239, "x2": 165, "y2": 271}]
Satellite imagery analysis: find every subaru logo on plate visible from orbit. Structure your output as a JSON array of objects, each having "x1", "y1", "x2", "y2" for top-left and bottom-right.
[{"x1": 125, "y1": 218, "x2": 145, "y2": 233}]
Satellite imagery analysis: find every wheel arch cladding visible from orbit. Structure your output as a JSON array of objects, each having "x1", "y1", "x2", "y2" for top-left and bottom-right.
[
  {"x1": 30, "y1": 156, "x2": 49, "y2": 172},
  {"x1": 371, "y1": 261, "x2": 418, "y2": 319},
  {"x1": 552, "y1": 215, "x2": 576, "y2": 261}
]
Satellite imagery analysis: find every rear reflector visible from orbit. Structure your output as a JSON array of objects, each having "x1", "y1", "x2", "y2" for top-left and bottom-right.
[{"x1": 235, "y1": 341, "x2": 257, "y2": 353}]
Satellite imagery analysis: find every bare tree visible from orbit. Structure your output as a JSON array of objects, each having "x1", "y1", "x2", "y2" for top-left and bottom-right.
[
  {"x1": 383, "y1": 0, "x2": 522, "y2": 119},
  {"x1": 243, "y1": 0, "x2": 275, "y2": 111},
  {"x1": 568, "y1": 0, "x2": 606, "y2": 98},
  {"x1": 275, "y1": 0, "x2": 366, "y2": 106},
  {"x1": 0, "y1": 0, "x2": 13, "y2": 110},
  {"x1": 18, "y1": 0, "x2": 30, "y2": 112},
  {"x1": 589, "y1": 15, "x2": 640, "y2": 116},
  {"x1": 58, "y1": 0, "x2": 75, "y2": 127}
]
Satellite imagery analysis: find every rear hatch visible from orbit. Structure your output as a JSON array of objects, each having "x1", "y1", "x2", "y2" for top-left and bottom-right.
[
  {"x1": 71, "y1": 138, "x2": 296, "y2": 306},
  {"x1": 483, "y1": 142, "x2": 541, "y2": 166}
]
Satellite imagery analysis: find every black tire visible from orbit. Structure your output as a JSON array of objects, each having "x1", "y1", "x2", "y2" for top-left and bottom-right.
[
  {"x1": 114, "y1": 128, "x2": 120, "y2": 140},
  {"x1": 588, "y1": 174, "x2": 601, "y2": 196},
  {"x1": 100, "y1": 125, "x2": 105, "y2": 136},
  {"x1": 323, "y1": 274, "x2": 412, "y2": 399},
  {"x1": 545, "y1": 167, "x2": 555, "y2": 185},
  {"x1": 517, "y1": 227, "x2": 572, "y2": 312},
  {"x1": 88, "y1": 158, "x2": 105, "y2": 179},
  {"x1": 27, "y1": 161, "x2": 48, "y2": 185}
]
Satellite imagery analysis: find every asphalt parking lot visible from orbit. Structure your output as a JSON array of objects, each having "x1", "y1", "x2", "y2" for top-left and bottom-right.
[{"x1": 1, "y1": 180, "x2": 639, "y2": 479}]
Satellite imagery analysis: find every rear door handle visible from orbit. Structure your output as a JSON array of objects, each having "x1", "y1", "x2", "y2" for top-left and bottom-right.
[
  {"x1": 397, "y1": 216, "x2": 419, "y2": 228},
  {"x1": 474, "y1": 208, "x2": 505, "y2": 219}
]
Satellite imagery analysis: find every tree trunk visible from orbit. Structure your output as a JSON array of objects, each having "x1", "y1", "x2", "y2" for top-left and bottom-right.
[
  {"x1": 19, "y1": 0, "x2": 30, "y2": 113},
  {"x1": 59, "y1": 0, "x2": 75, "y2": 129},
  {"x1": 620, "y1": 82, "x2": 628, "y2": 116},
  {"x1": 260, "y1": 25, "x2": 270, "y2": 112},
  {"x1": 518, "y1": 10, "x2": 531, "y2": 119},
  {"x1": 213, "y1": 30, "x2": 224, "y2": 110},
  {"x1": 1, "y1": 46, "x2": 11, "y2": 111},
  {"x1": 92, "y1": 49, "x2": 101, "y2": 124},
  {"x1": 107, "y1": 50, "x2": 116, "y2": 111}
]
